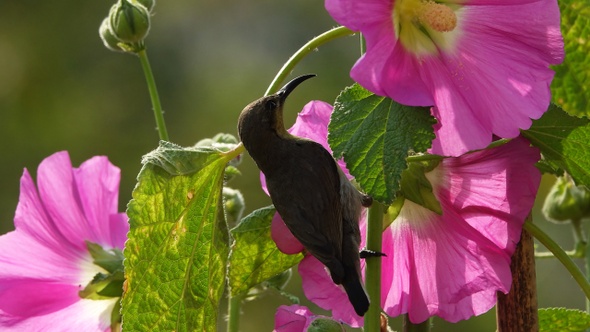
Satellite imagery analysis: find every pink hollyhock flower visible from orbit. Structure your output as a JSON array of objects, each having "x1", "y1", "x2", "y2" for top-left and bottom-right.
[
  {"x1": 325, "y1": 0, "x2": 564, "y2": 156},
  {"x1": 266, "y1": 101, "x2": 541, "y2": 324},
  {"x1": 298, "y1": 137, "x2": 541, "y2": 324},
  {"x1": 0, "y1": 151, "x2": 128, "y2": 331}
]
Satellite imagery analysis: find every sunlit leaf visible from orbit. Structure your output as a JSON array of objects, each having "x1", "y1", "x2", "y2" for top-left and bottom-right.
[{"x1": 122, "y1": 141, "x2": 231, "y2": 331}]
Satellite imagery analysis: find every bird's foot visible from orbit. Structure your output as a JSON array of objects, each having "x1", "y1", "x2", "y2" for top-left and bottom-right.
[
  {"x1": 361, "y1": 195, "x2": 373, "y2": 207},
  {"x1": 359, "y1": 249, "x2": 386, "y2": 259}
]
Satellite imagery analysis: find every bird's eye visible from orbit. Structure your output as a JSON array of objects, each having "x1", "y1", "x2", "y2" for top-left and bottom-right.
[{"x1": 265, "y1": 99, "x2": 277, "y2": 110}]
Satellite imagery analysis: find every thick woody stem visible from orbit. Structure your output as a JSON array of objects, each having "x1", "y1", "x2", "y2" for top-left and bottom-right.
[{"x1": 496, "y1": 218, "x2": 538, "y2": 332}]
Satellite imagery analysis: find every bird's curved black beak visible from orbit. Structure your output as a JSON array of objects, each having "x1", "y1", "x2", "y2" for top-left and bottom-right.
[{"x1": 277, "y1": 74, "x2": 316, "y2": 101}]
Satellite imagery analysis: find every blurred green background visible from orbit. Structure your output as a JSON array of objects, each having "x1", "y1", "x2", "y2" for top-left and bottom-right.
[{"x1": 0, "y1": 0, "x2": 584, "y2": 331}]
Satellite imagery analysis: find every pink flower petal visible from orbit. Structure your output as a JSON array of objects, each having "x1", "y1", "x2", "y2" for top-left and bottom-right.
[
  {"x1": 109, "y1": 213, "x2": 129, "y2": 251},
  {"x1": 0, "y1": 281, "x2": 80, "y2": 321},
  {"x1": 274, "y1": 304, "x2": 314, "y2": 332},
  {"x1": 440, "y1": 137, "x2": 541, "y2": 253},
  {"x1": 380, "y1": 200, "x2": 512, "y2": 323},
  {"x1": 14, "y1": 168, "x2": 79, "y2": 261},
  {"x1": 0, "y1": 231, "x2": 85, "y2": 284},
  {"x1": 0, "y1": 293, "x2": 116, "y2": 332},
  {"x1": 271, "y1": 213, "x2": 304, "y2": 254},
  {"x1": 36, "y1": 152, "x2": 94, "y2": 251},
  {"x1": 299, "y1": 256, "x2": 364, "y2": 327},
  {"x1": 74, "y1": 156, "x2": 123, "y2": 249}
]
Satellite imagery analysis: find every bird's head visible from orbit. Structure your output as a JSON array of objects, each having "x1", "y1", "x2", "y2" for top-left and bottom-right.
[{"x1": 238, "y1": 74, "x2": 316, "y2": 144}]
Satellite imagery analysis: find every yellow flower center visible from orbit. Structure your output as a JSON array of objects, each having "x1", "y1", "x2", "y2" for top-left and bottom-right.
[{"x1": 393, "y1": 0, "x2": 462, "y2": 56}]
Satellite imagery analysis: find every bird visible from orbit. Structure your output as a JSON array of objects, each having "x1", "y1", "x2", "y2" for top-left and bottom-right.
[{"x1": 237, "y1": 74, "x2": 370, "y2": 316}]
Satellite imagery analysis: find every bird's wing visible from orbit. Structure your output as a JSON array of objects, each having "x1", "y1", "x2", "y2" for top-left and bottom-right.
[{"x1": 266, "y1": 139, "x2": 344, "y2": 276}]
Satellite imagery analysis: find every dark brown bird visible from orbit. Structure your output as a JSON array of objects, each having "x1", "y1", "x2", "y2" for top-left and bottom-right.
[{"x1": 237, "y1": 74, "x2": 370, "y2": 316}]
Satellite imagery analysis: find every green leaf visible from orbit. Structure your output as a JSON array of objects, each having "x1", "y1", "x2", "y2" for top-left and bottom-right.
[
  {"x1": 122, "y1": 141, "x2": 231, "y2": 332},
  {"x1": 521, "y1": 104, "x2": 590, "y2": 188},
  {"x1": 552, "y1": 0, "x2": 590, "y2": 117},
  {"x1": 328, "y1": 84, "x2": 436, "y2": 204},
  {"x1": 539, "y1": 307, "x2": 590, "y2": 332},
  {"x1": 229, "y1": 205, "x2": 303, "y2": 296},
  {"x1": 85, "y1": 241, "x2": 124, "y2": 274}
]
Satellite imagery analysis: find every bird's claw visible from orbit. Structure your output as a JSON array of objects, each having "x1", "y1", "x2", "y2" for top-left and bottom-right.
[
  {"x1": 361, "y1": 195, "x2": 373, "y2": 207},
  {"x1": 359, "y1": 249, "x2": 386, "y2": 259}
]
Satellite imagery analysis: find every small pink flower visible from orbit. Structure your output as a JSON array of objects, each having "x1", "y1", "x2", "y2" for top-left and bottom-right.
[
  {"x1": 0, "y1": 152, "x2": 128, "y2": 331},
  {"x1": 325, "y1": 0, "x2": 564, "y2": 156}
]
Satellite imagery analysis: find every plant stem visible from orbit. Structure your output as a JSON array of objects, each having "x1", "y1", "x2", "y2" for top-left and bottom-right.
[
  {"x1": 586, "y1": 239, "x2": 590, "y2": 313},
  {"x1": 525, "y1": 221, "x2": 590, "y2": 301},
  {"x1": 496, "y1": 222, "x2": 538, "y2": 331},
  {"x1": 264, "y1": 26, "x2": 355, "y2": 96},
  {"x1": 364, "y1": 202, "x2": 385, "y2": 332},
  {"x1": 230, "y1": 27, "x2": 356, "y2": 157},
  {"x1": 138, "y1": 49, "x2": 169, "y2": 141},
  {"x1": 359, "y1": 33, "x2": 366, "y2": 55},
  {"x1": 227, "y1": 295, "x2": 241, "y2": 332},
  {"x1": 403, "y1": 315, "x2": 431, "y2": 332}
]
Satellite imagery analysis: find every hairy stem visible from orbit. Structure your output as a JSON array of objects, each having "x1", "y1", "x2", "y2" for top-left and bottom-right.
[{"x1": 138, "y1": 49, "x2": 169, "y2": 141}]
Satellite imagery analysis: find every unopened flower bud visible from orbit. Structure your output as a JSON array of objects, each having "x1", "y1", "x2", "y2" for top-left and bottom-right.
[
  {"x1": 195, "y1": 133, "x2": 242, "y2": 182},
  {"x1": 542, "y1": 176, "x2": 590, "y2": 223},
  {"x1": 136, "y1": 0, "x2": 155, "y2": 12},
  {"x1": 99, "y1": 18, "x2": 125, "y2": 53},
  {"x1": 263, "y1": 269, "x2": 292, "y2": 291},
  {"x1": 307, "y1": 318, "x2": 345, "y2": 332},
  {"x1": 109, "y1": 0, "x2": 151, "y2": 44},
  {"x1": 223, "y1": 187, "x2": 245, "y2": 225}
]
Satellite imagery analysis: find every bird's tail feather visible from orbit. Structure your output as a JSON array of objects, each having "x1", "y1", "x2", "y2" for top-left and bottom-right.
[{"x1": 342, "y1": 275, "x2": 370, "y2": 316}]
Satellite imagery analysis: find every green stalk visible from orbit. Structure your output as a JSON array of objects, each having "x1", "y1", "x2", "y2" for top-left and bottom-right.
[
  {"x1": 229, "y1": 26, "x2": 355, "y2": 157},
  {"x1": 227, "y1": 295, "x2": 241, "y2": 332},
  {"x1": 572, "y1": 218, "x2": 590, "y2": 313},
  {"x1": 264, "y1": 26, "x2": 355, "y2": 96},
  {"x1": 525, "y1": 221, "x2": 590, "y2": 300},
  {"x1": 403, "y1": 316, "x2": 431, "y2": 332},
  {"x1": 137, "y1": 49, "x2": 169, "y2": 141},
  {"x1": 364, "y1": 202, "x2": 385, "y2": 332}
]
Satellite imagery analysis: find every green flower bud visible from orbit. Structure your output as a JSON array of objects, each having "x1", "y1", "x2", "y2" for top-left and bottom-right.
[
  {"x1": 136, "y1": 0, "x2": 155, "y2": 12},
  {"x1": 223, "y1": 187, "x2": 245, "y2": 226},
  {"x1": 542, "y1": 176, "x2": 590, "y2": 223},
  {"x1": 195, "y1": 133, "x2": 242, "y2": 183},
  {"x1": 109, "y1": 0, "x2": 150, "y2": 44},
  {"x1": 263, "y1": 269, "x2": 292, "y2": 291},
  {"x1": 99, "y1": 18, "x2": 125, "y2": 53},
  {"x1": 307, "y1": 318, "x2": 345, "y2": 332}
]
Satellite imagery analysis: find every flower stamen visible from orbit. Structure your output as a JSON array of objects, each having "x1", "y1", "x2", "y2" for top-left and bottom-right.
[
  {"x1": 393, "y1": 0, "x2": 460, "y2": 55},
  {"x1": 418, "y1": 1, "x2": 457, "y2": 32}
]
